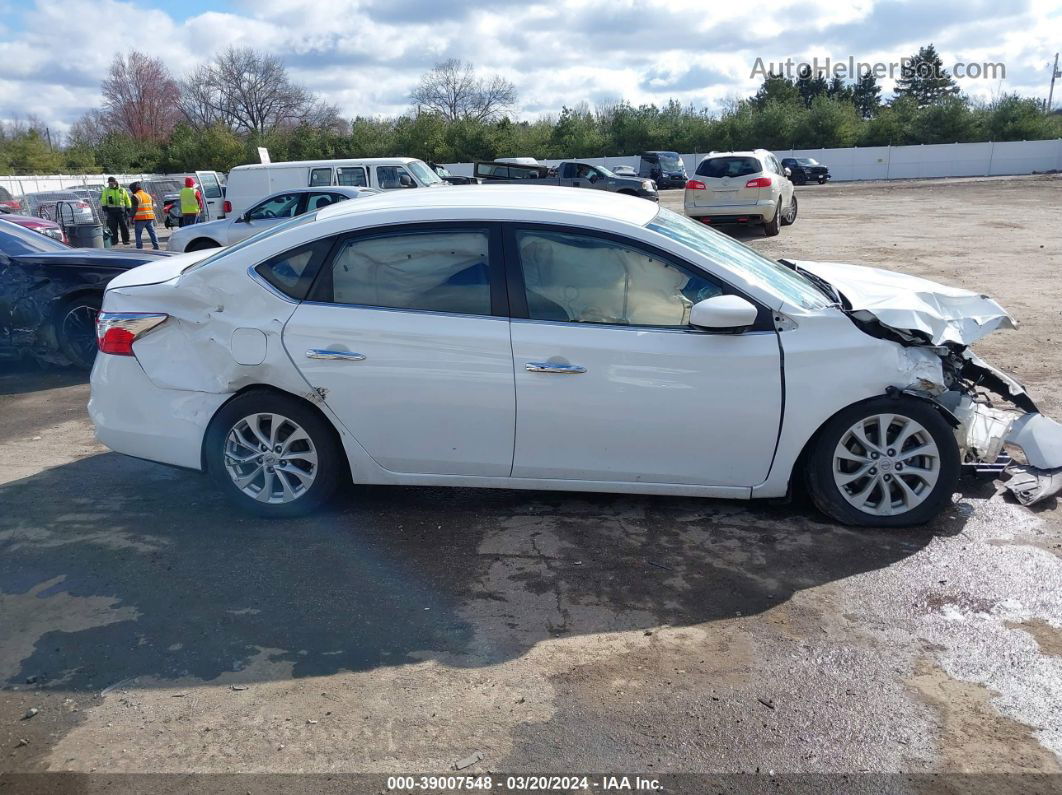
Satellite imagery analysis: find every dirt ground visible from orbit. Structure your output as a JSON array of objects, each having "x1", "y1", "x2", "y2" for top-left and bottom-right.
[{"x1": 1, "y1": 175, "x2": 1061, "y2": 793}]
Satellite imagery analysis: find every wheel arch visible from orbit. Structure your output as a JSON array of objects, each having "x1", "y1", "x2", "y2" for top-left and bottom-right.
[
  {"x1": 199, "y1": 383, "x2": 350, "y2": 482},
  {"x1": 185, "y1": 237, "x2": 221, "y2": 252},
  {"x1": 784, "y1": 389, "x2": 958, "y2": 497}
]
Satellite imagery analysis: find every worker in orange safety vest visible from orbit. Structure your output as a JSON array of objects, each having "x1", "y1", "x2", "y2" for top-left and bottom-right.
[{"x1": 128, "y1": 182, "x2": 159, "y2": 250}]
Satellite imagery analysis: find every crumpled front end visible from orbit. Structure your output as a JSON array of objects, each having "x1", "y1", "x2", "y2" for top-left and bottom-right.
[{"x1": 793, "y1": 258, "x2": 1062, "y2": 507}]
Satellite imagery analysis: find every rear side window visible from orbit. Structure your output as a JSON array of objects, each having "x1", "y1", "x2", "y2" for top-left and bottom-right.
[
  {"x1": 309, "y1": 168, "x2": 333, "y2": 187},
  {"x1": 336, "y1": 167, "x2": 366, "y2": 187},
  {"x1": 254, "y1": 238, "x2": 334, "y2": 300},
  {"x1": 319, "y1": 229, "x2": 492, "y2": 315},
  {"x1": 697, "y1": 157, "x2": 762, "y2": 179}
]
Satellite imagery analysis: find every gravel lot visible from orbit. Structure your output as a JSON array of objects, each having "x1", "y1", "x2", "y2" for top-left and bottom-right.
[{"x1": 1, "y1": 175, "x2": 1061, "y2": 792}]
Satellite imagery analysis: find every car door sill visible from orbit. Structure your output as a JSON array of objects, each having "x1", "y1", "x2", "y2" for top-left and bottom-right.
[{"x1": 354, "y1": 471, "x2": 752, "y2": 499}]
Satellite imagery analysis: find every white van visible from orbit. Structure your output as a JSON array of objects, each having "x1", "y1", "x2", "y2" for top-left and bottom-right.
[{"x1": 223, "y1": 157, "x2": 445, "y2": 218}]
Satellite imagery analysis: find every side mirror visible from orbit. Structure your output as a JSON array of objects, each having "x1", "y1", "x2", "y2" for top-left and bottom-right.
[
  {"x1": 784, "y1": 167, "x2": 792, "y2": 179},
  {"x1": 589, "y1": 173, "x2": 599, "y2": 184},
  {"x1": 399, "y1": 174, "x2": 414, "y2": 188},
  {"x1": 689, "y1": 295, "x2": 758, "y2": 330}
]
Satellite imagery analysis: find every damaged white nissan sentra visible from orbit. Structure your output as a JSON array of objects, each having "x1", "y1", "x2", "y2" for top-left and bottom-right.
[{"x1": 88, "y1": 186, "x2": 1062, "y2": 526}]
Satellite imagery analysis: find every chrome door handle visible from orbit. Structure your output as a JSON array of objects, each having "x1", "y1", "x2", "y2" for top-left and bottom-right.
[
  {"x1": 525, "y1": 362, "x2": 587, "y2": 374},
  {"x1": 305, "y1": 349, "x2": 366, "y2": 361}
]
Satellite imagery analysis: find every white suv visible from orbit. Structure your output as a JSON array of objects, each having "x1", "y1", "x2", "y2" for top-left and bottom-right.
[{"x1": 684, "y1": 150, "x2": 797, "y2": 236}]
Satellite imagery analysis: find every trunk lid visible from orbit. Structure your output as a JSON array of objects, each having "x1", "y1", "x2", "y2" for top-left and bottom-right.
[{"x1": 105, "y1": 250, "x2": 215, "y2": 289}]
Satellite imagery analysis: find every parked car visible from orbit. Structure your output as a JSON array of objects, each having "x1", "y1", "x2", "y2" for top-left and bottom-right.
[
  {"x1": 428, "y1": 163, "x2": 478, "y2": 185},
  {"x1": 611, "y1": 165, "x2": 638, "y2": 176},
  {"x1": 0, "y1": 186, "x2": 20, "y2": 212},
  {"x1": 168, "y1": 186, "x2": 379, "y2": 252},
  {"x1": 19, "y1": 190, "x2": 97, "y2": 225},
  {"x1": 782, "y1": 157, "x2": 831, "y2": 185},
  {"x1": 224, "y1": 158, "x2": 444, "y2": 219},
  {"x1": 684, "y1": 150, "x2": 797, "y2": 236},
  {"x1": 0, "y1": 212, "x2": 66, "y2": 243},
  {"x1": 0, "y1": 218, "x2": 168, "y2": 368},
  {"x1": 161, "y1": 193, "x2": 183, "y2": 228},
  {"x1": 89, "y1": 186, "x2": 1062, "y2": 525},
  {"x1": 639, "y1": 151, "x2": 688, "y2": 188},
  {"x1": 474, "y1": 160, "x2": 658, "y2": 200}
]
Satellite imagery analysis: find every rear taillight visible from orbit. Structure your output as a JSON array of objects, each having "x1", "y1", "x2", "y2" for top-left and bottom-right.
[
  {"x1": 223, "y1": 200, "x2": 232, "y2": 214},
  {"x1": 746, "y1": 177, "x2": 772, "y2": 188},
  {"x1": 96, "y1": 312, "x2": 168, "y2": 356},
  {"x1": 685, "y1": 179, "x2": 707, "y2": 191}
]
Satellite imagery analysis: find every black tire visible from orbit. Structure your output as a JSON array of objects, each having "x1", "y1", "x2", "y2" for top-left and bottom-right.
[
  {"x1": 805, "y1": 396, "x2": 960, "y2": 528},
  {"x1": 817, "y1": 176, "x2": 827, "y2": 184},
  {"x1": 780, "y1": 194, "x2": 797, "y2": 226},
  {"x1": 204, "y1": 391, "x2": 342, "y2": 518},
  {"x1": 56, "y1": 293, "x2": 102, "y2": 370},
  {"x1": 763, "y1": 201, "x2": 781, "y2": 236},
  {"x1": 186, "y1": 238, "x2": 220, "y2": 252}
]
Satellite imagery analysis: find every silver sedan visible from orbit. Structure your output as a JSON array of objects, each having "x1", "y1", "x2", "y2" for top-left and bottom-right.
[{"x1": 167, "y1": 186, "x2": 378, "y2": 252}]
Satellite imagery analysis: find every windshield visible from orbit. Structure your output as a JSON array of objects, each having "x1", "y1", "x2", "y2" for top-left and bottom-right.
[
  {"x1": 184, "y1": 213, "x2": 319, "y2": 273},
  {"x1": 797, "y1": 158, "x2": 819, "y2": 166},
  {"x1": 645, "y1": 208, "x2": 830, "y2": 310},
  {"x1": 407, "y1": 160, "x2": 443, "y2": 185},
  {"x1": 0, "y1": 218, "x2": 68, "y2": 255},
  {"x1": 657, "y1": 153, "x2": 684, "y2": 172}
]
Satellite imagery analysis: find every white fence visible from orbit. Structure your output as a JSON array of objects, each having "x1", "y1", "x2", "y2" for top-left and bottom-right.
[
  {"x1": 442, "y1": 138, "x2": 1062, "y2": 183},
  {"x1": 0, "y1": 173, "x2": 154, "y2": 198}
]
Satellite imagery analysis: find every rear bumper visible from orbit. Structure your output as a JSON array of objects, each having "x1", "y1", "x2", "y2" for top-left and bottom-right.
[
  {"x1": 684, "y1": 198, "x2": 778, "y2": 223},
  {"x1": 89, "y1": 354, "x2": 229, "y2": 470}
]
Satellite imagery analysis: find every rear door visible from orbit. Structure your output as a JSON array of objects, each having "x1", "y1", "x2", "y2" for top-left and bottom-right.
[
  {"x1": 692, "y1": 156, "x2": 763, "y2": 208},
  {"x1": 282, "y1": 222, "x2": 516, "y2": 476},
  {"x1": 194, "y1": 171, "x2": 225, "y2": 220}
]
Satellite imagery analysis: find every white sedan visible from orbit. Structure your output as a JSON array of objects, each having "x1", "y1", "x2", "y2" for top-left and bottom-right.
[
  {"x1": 167, "y1": 186, "x2": 378, "y2": 252},
  {"x1": 89, "y1": 186, "x2": 1062, "y2": 526}
]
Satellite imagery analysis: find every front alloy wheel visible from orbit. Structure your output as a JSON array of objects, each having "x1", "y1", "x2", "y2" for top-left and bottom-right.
[{"x1": 806, "y1": 397, "x2": 959, "y2": 527}]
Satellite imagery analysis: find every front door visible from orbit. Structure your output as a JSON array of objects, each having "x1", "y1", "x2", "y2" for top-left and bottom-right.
[
  {"x1": 507, "y1": 226, "x2": 782, "y2": 486},
  {"x1": 282, "y1": 223, "x2": 515, "y2": 476}
]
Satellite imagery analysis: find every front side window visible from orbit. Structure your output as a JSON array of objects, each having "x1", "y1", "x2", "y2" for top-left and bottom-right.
[
  {"x1": 322, "y1": 229, "x2": 492, "y2": 315},
  {"x1": 309, "y1": 168, "x2": 333, "y2": 187},
  {"x1": 336, "y1": 167, "x2": 366, "y2": 187},
  {"x1": 247, "y1": 193, "x2": 301, "y2": 220},
  {"x1": 376, "y1": 166, "x2": 413, "y2": 189},
  {"x1": 516, "y1": 229, "x2": 723, "y2": 327}
]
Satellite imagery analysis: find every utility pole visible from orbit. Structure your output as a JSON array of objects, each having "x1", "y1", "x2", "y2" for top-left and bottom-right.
[{"x1": 1049, "y1": 53, "x2": 1060, "y2": 112}]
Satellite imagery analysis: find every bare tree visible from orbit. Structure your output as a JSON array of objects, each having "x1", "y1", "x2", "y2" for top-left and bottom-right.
[
  {"x1": 410, "y1": 59, "x2": 516, "y2": 122},
  {"x1": 68, "y1": 109, "x2": 108, "y2": 149},
  {"x1": 178, "y1": 48, "x2": 337, "y2": 136},
  {"x1": 101, "y1": 52, "x2": 180, "y2": 141}
]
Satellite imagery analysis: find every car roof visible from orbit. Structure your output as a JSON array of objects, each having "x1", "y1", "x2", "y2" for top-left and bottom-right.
[
  {"x1": 315, "y1": 184, "x2": 659, "y2": 227},
  {"x1": 230, "y1": 157, "x2": 420, "y2": 172},
  {"x1": 700, "y1": 151, "x2": 769, "y2": 160}
]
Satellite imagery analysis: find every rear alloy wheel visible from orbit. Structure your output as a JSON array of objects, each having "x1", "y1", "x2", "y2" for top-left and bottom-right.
[
  {"x1": 806, "y1": 397, "x2": 959, "y2": 527},
  {"x1": 56, "y1": 294, "x2": 102, "y2": 370},
  {"x1": 781, "y1": 194, "x2": 798, "y2": 226},
  {"x1": 763, "y1": 201, "x2": 781, "y2": 236},
  {"x1": 205, "y1": 392, "x2": 342, "y2": 517}
]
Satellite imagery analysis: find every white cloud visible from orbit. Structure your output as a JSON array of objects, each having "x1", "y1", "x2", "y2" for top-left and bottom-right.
[{"x1": 1, "y1": 0, "x2": 1059, "y2": 134}]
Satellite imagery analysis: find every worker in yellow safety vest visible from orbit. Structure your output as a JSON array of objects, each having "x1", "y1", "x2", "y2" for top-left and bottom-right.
[
  {"x1": 179, "y1": 177, "x2": 203, "y2": 227},
  {"x1": 99, "y1": 177, "x2": 131, "y2": 245},
  {"x1": 128, "y1": 182, "x2": 159, "y2": 250}
]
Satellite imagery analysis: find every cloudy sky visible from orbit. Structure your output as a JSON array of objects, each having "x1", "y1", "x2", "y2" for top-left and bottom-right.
[{"x1": 0, "y1": 0, "x2": 1059, "y2": 134}]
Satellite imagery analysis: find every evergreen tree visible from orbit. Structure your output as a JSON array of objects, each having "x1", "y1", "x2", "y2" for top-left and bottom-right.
[
  {"x1": 852, "y1": 71, "x2": 882, "y2": 118},
  {"x1": 894, "y1": 44, "x2": 959, "y2": 106},
  {"x1": 752, "y1": 71, "x2": 801, "y2": 109},
  {"x1": 827, "y1": 76, "x2": 853, "y2": 105},
  {"x1": 796, "y1": 65, "x2": 829, "y2": 108}
]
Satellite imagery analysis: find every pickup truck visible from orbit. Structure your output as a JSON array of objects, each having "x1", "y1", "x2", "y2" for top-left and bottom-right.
[{"x1": 474, "y1": 160, "x2": 658, "y2": 201}]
